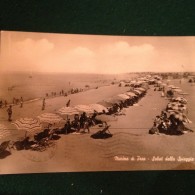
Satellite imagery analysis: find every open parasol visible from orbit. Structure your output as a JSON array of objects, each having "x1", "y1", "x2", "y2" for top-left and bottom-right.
[
  {"x1": 12, "y1": 118, "x2": 42, "y2": 136},
  {"x1": 74, "y1": 104, "x2": 94, "y2": 114},
  {"x1": 117, "y1": 94, "x2": 130, "y2": 100},
  {"x1": 57, "y1": 106, "x2": 79, "y2": 117},
  {"x1": 0, "y1": 124, "x2": 13, "y2": 142},
  {"x1": 98, "y1": 101, "x2": 114, "y2": 108},
  {"x1": 37, "y1": 113, "x2": 64, "y2": 129},
  {"x1": 125, "y1": 92, "x2": 137, "y2": 97},
  {"x1": 89, "y1": 104, "x2": 108, "y2": 113}
]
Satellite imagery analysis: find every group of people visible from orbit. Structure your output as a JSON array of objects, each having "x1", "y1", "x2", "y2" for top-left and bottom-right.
[
  {"x1": 58, "y1": 112, "x2": 98, "y2": 134},
  {"x1": 150, "y1": 98, "x2": 191, "y2": 135},
  {"x1": 108, "y1": 96, "x2": 143, "y2": 115},
  {"x1": 45, "y1": 88, "x2": 84, "y2": 99},
  {"x1": 0, "y1": 97, "x2": 24, "y2": 109}
]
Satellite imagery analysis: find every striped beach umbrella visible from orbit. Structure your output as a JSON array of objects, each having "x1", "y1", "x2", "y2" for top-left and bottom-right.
[
  {"x1": 168, "y1": 110, "x2": 191, "y2": 123},
  {"x1": 136, "y1": 87, "x2": 146, "y2": 92},
  {"x1": 125, "y1": 92, "x2": 137, "y2": 97},
  {"x1": 105, "y1": 97, "x2": 123, "y2": 104},
  {"x1": 89, "y1": 104, "x2": 108, "y2": 113},
  {"x1": 74, "y1": 105, "x2": 94, "y2": 114},
  {"x1": 37, "y1": 113, "x2": 63, "y2": 125},
  {"x1": 98, "y1": 101, "x2": 114, "y2": 108},
  {"x1": 0, "y1": 124, "x2": 12, "y2": 141},
  {"x1": 12, "y1": 118, "x2": 42, "y2": 135},
  {"x1": 57, "y1": 106, "x2": 79, "y2": 117},
  {"x1": 117, "y1": 94, "x2": 130, "y2": 100},
  {"x1": 133, "y1": 89, "x2": 142, "y2": 95}
]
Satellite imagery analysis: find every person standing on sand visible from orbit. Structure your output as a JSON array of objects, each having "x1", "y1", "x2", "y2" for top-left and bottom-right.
[
  {"x1": 7, "y1": 105, "x2": 12, "y2": 121},
  {"x1": 20, "y1": 97, "x2": 23, "y2": 108},
  {"x1": 42, "y1": 98, "x2": 46, "y2": 110}
]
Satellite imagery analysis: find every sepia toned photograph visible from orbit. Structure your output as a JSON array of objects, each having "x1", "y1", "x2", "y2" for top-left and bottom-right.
[{"x1": 0, "y1": 31, "x2": 195, "y2": 174}]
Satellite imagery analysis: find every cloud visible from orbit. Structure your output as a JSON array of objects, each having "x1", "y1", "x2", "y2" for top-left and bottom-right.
[
  {"x1": 96, "y1": 41, "x2": 157, "y2": 73},
  {"x1": 15, "y1": 38, "x2": 54, "y2": 59},
  {"x1": 69, "y1": 46, "x2": 95, "y2": 57}
]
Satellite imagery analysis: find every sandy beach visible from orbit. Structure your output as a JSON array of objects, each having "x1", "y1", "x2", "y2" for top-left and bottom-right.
[{"x1": 1, "y1": 83, "x2": 195, "y2": 174}]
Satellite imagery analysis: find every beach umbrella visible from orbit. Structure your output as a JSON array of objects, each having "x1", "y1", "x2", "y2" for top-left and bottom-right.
[
  {"x1": 74, "y1": 104, "x2": 94, "y2": 114},
  {"x1": 126, "y1": 92, "x2": 137, "y2": 97},
  {"x1": 136, "y1": 87, "x2": 146, "y2": 92},
  {"x1": 98, "y1": 100, "x2": 113, "y2": 108},
  {"x1": 95, "y1": 114, "x2": 117, "y2": 122},
  {"x1": 173, "y1": 89, "x2": 182, "y2": 93},
  {"x1": 106, "y1": 96, "x2": 124, "y2": 104},
  {"x1": 57, "y1": 106, "x2": 79, "y2": 117},
  {"x1": 133, "y1": 89, "x2": 142, "y2": 95},
  {"x1": 167, "y1": 102, "x2": 187, "y2": 111},
  {"x1": 37, "y1": 113, "x2": 64, "y2": 128},
  {"x1": 179, "y1": 92, "x2": 189, "y2": 95},
  {"x1": 172, "y1": 113, "x2": 192, "y2": 123},
  {"x1": 172, "y1": 97, "x2": 187, "y2": 104},
  {"x1": 89, "y1": 104, "x2": 108, "y2": 113},
  {"x1": 12, "y1": 118, "x2": 42, "y2": 135},
  {"x1": 168, "y1": 85, "x2": 175, "y2": 88},
  {"x1": 162, "y1": 83, "x2": 167, "y2": 86},
  {"x1": 0, "y1": 124, "x2": 12, "y2": 141},
  {"x1": 117, "y1": 94, "x2": 130, "y2": 100},
  {"x1": 175, "y1": 97, "x2": 187, "y2": 103}
]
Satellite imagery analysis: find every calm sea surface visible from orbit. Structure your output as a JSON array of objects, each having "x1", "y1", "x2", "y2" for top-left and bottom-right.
[{"x1": 0, "y1": 72, "x2": 134, "y2": 102}]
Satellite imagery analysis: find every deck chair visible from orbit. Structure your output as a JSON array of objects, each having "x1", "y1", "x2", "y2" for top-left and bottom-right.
[
  {"x1": 0, "y1": 141, "x2": 10, "y2": 154},
  {"x1": 101, "y1": 125, "x2": 111, "y2": 134}
]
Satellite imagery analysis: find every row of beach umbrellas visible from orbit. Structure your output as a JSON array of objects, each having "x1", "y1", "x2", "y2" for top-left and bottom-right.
[
  {"x1": 166, "y1": 95, "x2": 191, "y2": 123},
  {"x1": 0, "y1": 83, "x2": 147, "y2": 141}
]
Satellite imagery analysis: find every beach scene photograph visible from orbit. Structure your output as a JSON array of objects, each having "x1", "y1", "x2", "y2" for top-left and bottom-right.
[{"x1": 0, "y1": 31, "x2": 195, "y2": 174}]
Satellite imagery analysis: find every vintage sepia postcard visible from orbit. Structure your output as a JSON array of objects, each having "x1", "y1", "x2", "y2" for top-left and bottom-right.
[{"x1": 0, "y1": 31, "x2": 195, "y2": 174}]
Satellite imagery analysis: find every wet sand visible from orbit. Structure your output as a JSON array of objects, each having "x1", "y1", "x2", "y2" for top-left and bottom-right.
[{"x1": 0, "y1": 85, "x2": 195, "y2": 174}]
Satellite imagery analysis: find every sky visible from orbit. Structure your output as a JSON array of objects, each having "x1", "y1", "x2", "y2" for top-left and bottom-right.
[{"x1": 0, "y1": 31, "x2": 195, "y2": 74}]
